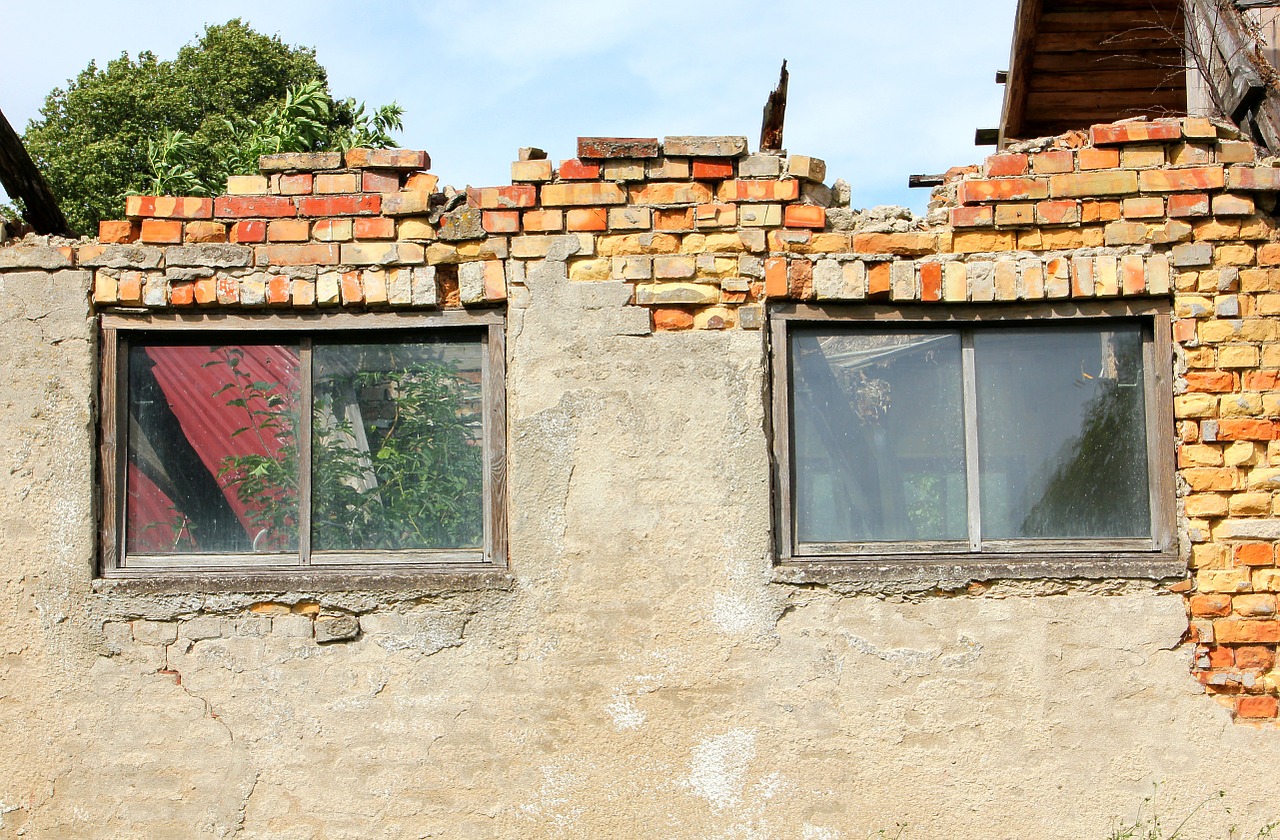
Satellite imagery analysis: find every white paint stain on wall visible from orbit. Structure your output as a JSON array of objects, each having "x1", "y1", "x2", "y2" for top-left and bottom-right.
[
  {"x1": 605, "y1": 689, "x2": 645, "y2": 731},
  {"x1": 684, "y1": 728, "x2": 757, "y2": 811}
]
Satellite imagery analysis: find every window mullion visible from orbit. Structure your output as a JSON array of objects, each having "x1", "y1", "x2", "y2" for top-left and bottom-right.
[
  {"x1": 299, "y1": 337, "x2": 313, "y2": 566},
  {"x1": 961, "y1": 331, "x2": 982, "y2": 552}
]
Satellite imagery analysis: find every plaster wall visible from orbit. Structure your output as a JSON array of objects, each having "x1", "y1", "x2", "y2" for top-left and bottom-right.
[{"x1": 1, "y1": 255, "x2": 1279, "y2": 839}]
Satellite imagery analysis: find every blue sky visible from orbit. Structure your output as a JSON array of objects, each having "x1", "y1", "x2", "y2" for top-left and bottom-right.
[{"x1": 1, "y1": 0, "x2": 1018, "y2": 214}]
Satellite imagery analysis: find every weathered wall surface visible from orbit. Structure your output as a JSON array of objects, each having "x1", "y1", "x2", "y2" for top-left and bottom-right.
[{"x1": 2, "y1": 122, "x2": 1280, "y2": 838}]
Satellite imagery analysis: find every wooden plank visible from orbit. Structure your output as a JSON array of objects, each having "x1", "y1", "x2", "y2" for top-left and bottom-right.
[
  {"x1": 769, "y1": 317, "x2": 795, "y2": 561},
  {"x1": 1026, "y1": 69, "x2": 1184, "y2": 92},
  {"x1": 98, "y1": 326, "x2": 121, "y2": 574},
  {"x1": 298, "y1": 337, "x2": 313, "y2": 565},
  {"x1": 1030, "y1": 49, "x2": 1185, "y2": 73},
  {"x1": 961, "y1": 334, "x2": 982, "y2": 552},
  {"x1": 1000, "y1": 0, "x2": 1045, "y2": 144},
  {"x1": 0, "y1": 106, "x2": 73, "y2": 237},
  {"x1": 1039, "y1": 10, "x2": 1181, "y2": 31},
  {"x1": 1033, "y1": 30, "x2": 1182, "y2": 52},
  {"x1": 1025, "y1": 90, "x2": 1187, "y2": 111},
  {"x1": 1147, "y1": 303, "x2": 1177, "y2": 554},
  {"x1": 483, "y1": 322, "x2": 508, "y2": 569}
]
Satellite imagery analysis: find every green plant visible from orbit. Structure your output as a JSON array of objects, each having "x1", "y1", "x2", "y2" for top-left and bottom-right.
[{"x1": 1107, "y1": 786, "x2": 1278, "y2": 840}]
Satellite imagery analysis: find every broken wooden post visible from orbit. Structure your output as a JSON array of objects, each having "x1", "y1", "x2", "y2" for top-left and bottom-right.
[
  {"x1": 0, "y1": 106, "x2": 74, "y2": 237},
  {"x1": 760, "y1": 60, "x2": 789, "y2": 153}
]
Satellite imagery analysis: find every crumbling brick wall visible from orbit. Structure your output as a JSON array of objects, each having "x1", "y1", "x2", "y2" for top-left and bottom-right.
[{"x1": 63, "y1": 117, "x2": 1280, "y2": 723}]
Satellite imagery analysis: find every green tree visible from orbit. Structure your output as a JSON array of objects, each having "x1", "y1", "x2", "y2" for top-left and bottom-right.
[{"x1": 22, "y1": 19, "x2": 401, "y2": 235}]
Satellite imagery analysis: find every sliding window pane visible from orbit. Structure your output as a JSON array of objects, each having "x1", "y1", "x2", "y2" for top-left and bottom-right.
[
  {"x1": 311, "y1": 337, "x2": 484, "y2": 551},
  {"x1": 126, "y1": 343, "x2": 301, "y2": 555},
  {"x1": 791, "y1": 328, "x2": 967, "y2": 543},
  {"x1": 974, "y1": 324, "x2": 1150, "y2": 539}
]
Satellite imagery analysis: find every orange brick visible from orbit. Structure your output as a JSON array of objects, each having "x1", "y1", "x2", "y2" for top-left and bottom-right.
[
  {"x1": 278, "y1": 173, "x2": 313, "y2": 195},
  {"x1": 1168, "y1": 193, "x2": 1211, "y2": 217},
  {"x1": 340, "y1": 271, "x2": 363, "y2": 304},
  {"x1": 1236, "y1": 696, "x2": 1279, "y2": 718},
  {"x1": 354, "y1": 217, "x2": 396, "y2": 239},
  {"x1": 139, "y1": 219, "x2": 182, "y2": 243},
  {"x1": 691, "y1": 159, "x2": 735, "y2": 180},
  {"x1": 1139, "y1": 167, "x2": 1226, "y2": 192},
  {"x1": 957, "y1": 178, "x2": 1049, "y2": 204},
  {"x1": 1237, "y1": 543, "x2": 1276, "y2": 566},
  {"x1": 1078, "y1": 147, "x2": 1120, "y2": 170},
  {"x1": 1049, "y1": 170, "x2": 1138, "y2": 198},
  {"x1": 466, "y1": 185, "x2": 537, "y2": 210},
  {"x1": 296, "y1": 195, "x2": 381, "y2": 217},
  {"x1": 1235, "y1": 646, "x2": 1276, "y2": 670},
  {"x1": 1036, "y1": 200, "x2": 1079, "y2": 225},
  {"x1": 567, "y1": 207, "x2": 608, "y2": 232},
  {"x1": 950, "y1": 206, "x2": 994, "y2": 227},
  {"x1": 764, "y1": 257, "x2": 788, "y2": 297},
  {"x1": 541, "y1": 182, "x2": 628, "y2": 206},
  {"x1": 266, "y1": 275, "x2": 291, "y2": 305},
  {"x1": 230, "y1": 220, "x2": 267, "y2": 243},
  {"x1": 169, "y1": 281, "x2": 195, "y2": 306},
  {"x1": 481, "y1": 211, "x2": 520, "y2": 234},
  {"x1": 312, "y1": 219, "x2": 353, "y2": 242},
  {"x1": 920, "y1": 263, "x2": 943, "y2": 301},
  {"x1": 1090, "y1": 121, "x2": 1181, "y2": 144},
  {"x1": 1215, "y1": 619, "x2": 1280, "y2": 643},
  {"x1": 716, "y1": 180, "x2": 800, "y2": 203},
  {"x1": 1218, "y1": 419, "x2": 1276, "y2": 440},
  {"x1": 1080, "y1": 200, "x2": 1122, "y2": 223},
  {"x1": 868, "y1": 262, "x2": 891, "y2": 296},
  {"x1": 652, "y1": 308, "x2": 694, "y2": 330},
  {"x1": 522, "y1": 209, "x2": 564, "y2": 232},
  {"x1": 267, "y1": 219, "x2": 310, "y2": 242},
  {"x1": 1185, "y1": 371, "x2": 1236, "y2": 392},
  {"x1": 214, "y1": 196, "x2": 296, "y2": 218},
  {"x1": 986, "y1": 153, "x2": 1028, "y2": 177},
  {"x1": 125, "y1": 195, "x2": 213, "y2": 219},
  {"x1": 98, "y1": 220, "x2": 139, "y2": 243},
  {"x1": 1190, "y1": 593, "x2": 1232, "y2": 617},
  {"x1": 558, "y1": 159, "x2": 601, "y2": 180},
  {"x1": 1030, "y1": 150, "x2": 1074, "y2": 174},
  {"x1": 183, "y1": 221, "x2": 227, "y2": 243},
  {"x1": 193, "y1": 277, "x2": 217, "y2": 305},
  {"x1": 784, "y1": 205, "x2": 826, "y2": 229},
  {"x1": 362, "y1": 171, "x2": 401, "y2": 193},
  {"x1": 852, "y1": 232, "x2": 937, "y2": 255},
  {"x1": 1227, "y1": 166, "x2": 1280, "y2": 191}
]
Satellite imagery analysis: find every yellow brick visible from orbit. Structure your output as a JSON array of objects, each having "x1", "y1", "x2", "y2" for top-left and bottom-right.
[
  {"x1": 1175, "y1": 392, "x2": 1218, "y2": 418},
  {"x1": 1190, "y1": 542, "x2": 1228, "y2": 570},
  {"x1": 1185, "y1": 493, "x2": 1230, "y2": 517},
  {"x1": 1230, "y1": 492, "x2": 1273, "y2": 515},
  {"x1": 596, "y1": 233, "x2": 680, "y2": 256},
  {"x1": 1181, "y1": 443, "x2": 1224, "y2": 466},
  {"x1": 1220, "y1": 393, "x2": 1264, "y2": 416},
  {"x1": 1219, "y1": 344, "x2": 1261, "y2": 367},
  {"x1": 1216, "y1": 245, "x2": 1257, "y2": 266},
  {"x1": 1239, "y1": 318, "x2": 1278, "y2": 342},
  {"x1": 1198, "y1": 568, "x2": 1253, "y2": 593},
  {"x1": 953, "y1": 231, "x2": 1016, "y2": 253},
  {"x1": 1225, "y1": 441, "x2": 1262, "y2": 467},
  {"x1": 1198, "y1": 319, "x2": 1239, "y2": 343},
  {"x1": 568, "y1": 258, "x2": 611, "y2": 281},
  {"x1": 1120, "y1": 145, "x2": 1166, "y2": 168}
]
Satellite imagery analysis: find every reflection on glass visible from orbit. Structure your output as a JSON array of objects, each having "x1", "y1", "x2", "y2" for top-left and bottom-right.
[
  {"x1": 792, "y1": 328, "x2": 966, "y2": 543},
  {"x1": 975, "y1": 325, "x2": 1149, "y2": 539},
  {"x1": 311, "y1": 337, "x2": 484, "y2": 551},
  {"x1": 126, "y1": 343, "x2": 301, "y2": 554}
]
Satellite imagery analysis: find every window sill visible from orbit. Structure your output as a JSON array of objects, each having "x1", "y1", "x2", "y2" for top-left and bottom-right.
[
  {"x1": 773, "y1": 552, "x2": 1186, "y2": 592},
  {"x1": 93, "y1": 568, "x2": 515, "y2": 597}
]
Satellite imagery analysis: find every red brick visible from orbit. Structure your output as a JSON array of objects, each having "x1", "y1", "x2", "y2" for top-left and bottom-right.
[
  {"x1": 1185, "y1": 371, "x2": 1235, "y2": 392},
  {"x1": 230, "y1": 220, "x2": 267, "y2": 244},
  {"x1": 577, "y1": 137, "x2": 659, "y2": 159},
  {"x1": 362, "y1": 171, "x2": 401, "y2": 193},
  {"x1": 256, "y1": 244, "x2": 340, "y2": 266},
  {"x1": 784, "y1": 205, "x2": 826, "y2": 229},
  {"x1": 98, "y1": 220, "x2": 139, "y2": 243},
  {"x1": 692, "y1": 159, "x2": 735, "y2": 180},
  {"x1": 1078, "y1": 147, "x2": 1121, "y2": 170},
  {"x1": 1167, "y1": 193, "x2": 1211, "y2": 218},
  {"x1": 265, "y1": 275, "x2": 291, "y2": 305},
  {"x1": 125, "y1": 195, "x2": 213, "y2": 219},
  {"x1": 1215, "y1": 619, "x2": 1280, "y2": 643},
  {"x1": 1090, "y1": 121, "x2": 1182, "y2": 145},
  {"x1": 1236, "y1": 696, "x2": 1279, "y2": 718},
  {"x1": 1217, "y1": 419, "x2": 1276, "y2": 440},
  {"x1": 567, "y1": 207, "x2": 608, "y2": 232},
  {"x1": 1138, "y1": 167, "x2": 1226, "y2": 192},
  {"x1": 267, "y1": 219, "x2": 310, "y2": 242},
  {"x1": 920, "y1": 262, "x2": 943, "y2": 301},
  {"x1": 169, "y1": 281, "x2": 195, "y2": 306},
  {"x1": 139, "y1": 219, "x2": 182, "y2": 243},
  {"x1": 1036, "y1": 200, "x2": 1079, "y2": 225},
  {"x1": 957, "y1": 178, "x2": 1050, "y2": 204},
  {"x1": 482, "y1": 211, "x2": 520, "y2": 234},
  {"x1": 278, "y1": 173, "x2": 313, "y2": 195},
  {"x1": 353, "y1": 217, "x2": 396, "y2": 239},
  {"x1": 404, "y1": 172, "x2": 439, "y2": 193},
  {"x1": 950, "y1": 206, "x2": 993, "y2": 228},
  {"x1": 558, "y1": 159, "x2": 601, "y2": 180},
  {"x1": 986, "y1": 153, "x2": 1028, "y2": 177},
  {"x1": 215, "y1": 275, "x2": 239, "y2": 304},
  {"x1": 1206, "y1": 645, "x2": 1235, "y2": 668},
  {"x1": 295, "y1": 195, "x2": 381, "y2": 217},
  {"x1": 466, "y1": 185, "x2": 538, "y2": 210},
  {"x1": 1190, "y1": 593, "x2": 1232, "y2": 617},
  {"x1": 1236, "y1": 543, "x2": 1276, "y2": 566},
  {"x1": 215, "y1": 196, "x2": 297, "y2": 218}
]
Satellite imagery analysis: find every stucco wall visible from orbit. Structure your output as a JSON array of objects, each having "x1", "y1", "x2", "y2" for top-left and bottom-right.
[{"x1": 4, "y1": 122, "x2": 1280, "y2": 837}]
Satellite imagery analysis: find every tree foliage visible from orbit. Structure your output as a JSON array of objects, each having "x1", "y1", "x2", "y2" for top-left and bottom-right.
[{"x1": 22, "y1": 19, "x2": 402, "y2": 235}]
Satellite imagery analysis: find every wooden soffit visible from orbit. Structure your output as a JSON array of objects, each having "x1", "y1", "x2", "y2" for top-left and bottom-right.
[{"x1": 1000, "y1": 0, "x2": 1187, "y2": 143}]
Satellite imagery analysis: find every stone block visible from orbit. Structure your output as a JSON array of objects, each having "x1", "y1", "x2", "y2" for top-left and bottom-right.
[
  {"x1": 438, "y1": 209, "x2": 485, "y2": 241},
  {"x1": 787, "y1": 155, "x2": 827, "y2": 183},
  {"x1": 578, "y1": 137, "x2": 659, "y2": 159},
  {"x1": 634, "y1": 282, "x2": 719, "y2": 305},
  {"x1": 340, "y1": 242, "x2": 424, "y2": 266},
  {"x1": 134, "y1": 620, "x2": 177, "y2": 645},
  {"x1": 739, "y1": 154, "x2": 782, "y2": 177},
  {"x1": 259, "y1": 152, "x2": 343, "y2": 171},
  {"x1": 511, "y1": 159, "x2": 554, "y2": 182},
  {"x1": 663, "y1": 136, "x2": 748, "y2": 157}
]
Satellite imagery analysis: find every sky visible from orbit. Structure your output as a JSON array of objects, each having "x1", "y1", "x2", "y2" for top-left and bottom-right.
[{"x1": 0, "y1": 0, "x2": 1019, "y2": 215}]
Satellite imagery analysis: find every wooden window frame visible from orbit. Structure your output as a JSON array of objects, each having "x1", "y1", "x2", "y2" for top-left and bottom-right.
[
  {"x1": 98, "y1": 309, "x2": 507, "y2": 579},
  {"x1": 769, "y1": 299, "x2": 1178, "y2": 575}
]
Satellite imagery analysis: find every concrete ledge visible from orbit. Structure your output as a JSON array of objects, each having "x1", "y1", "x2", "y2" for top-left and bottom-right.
[{"x1": 92, "y1": 569, "x2": 515, "y2": 598}]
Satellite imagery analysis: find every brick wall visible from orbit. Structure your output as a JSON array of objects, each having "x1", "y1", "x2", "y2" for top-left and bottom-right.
[{"x1": 7, "y1": 116, "x2": 1272, "y2": 724}]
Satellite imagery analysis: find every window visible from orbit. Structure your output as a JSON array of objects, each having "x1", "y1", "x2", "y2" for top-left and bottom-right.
[
  {"x1": 770, "y1": 303, "x2": 1175, "y2": 567},
  {"x1": 99, "y1": 312, "x2": 506, "y2": 576}
]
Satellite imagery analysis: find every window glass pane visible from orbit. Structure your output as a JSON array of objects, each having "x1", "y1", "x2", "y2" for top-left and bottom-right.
[
  {"x1": 974, "y1": 324, "x2": 1150, "y2": 539},
  {"x1": 126, "y1": 343, "x2": 301, "y2": 555},
  {"x1": 791, "y1": 328, "x2": 967, "y2": 543},
  {"x1": 311, "y1": 336, "x2": 484, "y2": 551}
]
